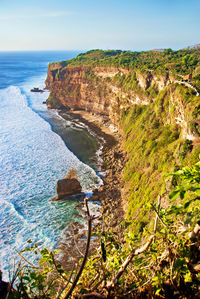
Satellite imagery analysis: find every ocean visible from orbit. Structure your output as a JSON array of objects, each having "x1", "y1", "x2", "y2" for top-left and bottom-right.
[{"x1": 0, "y1": 51, "x2": 102, "y2": 278}]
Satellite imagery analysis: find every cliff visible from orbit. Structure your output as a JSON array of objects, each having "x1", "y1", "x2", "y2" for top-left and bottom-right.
[
  {"x1": 46, "y1": 63, "x2": 199, "y2": 140},
  {"x1": 3, "y1": 49, "x2": 199, "y2": 299},
  {"x1": 45, "y1": 50, "x2": 200, "y2": 232}
]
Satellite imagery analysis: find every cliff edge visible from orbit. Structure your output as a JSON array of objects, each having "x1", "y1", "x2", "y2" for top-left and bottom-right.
[{"x1": 45, "y1": 49, "x2": 200, "y2": 232}]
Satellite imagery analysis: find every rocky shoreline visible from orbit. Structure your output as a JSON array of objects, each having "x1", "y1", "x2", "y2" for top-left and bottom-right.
[
  {"x1": 60, "y1": 110, "x2": 126, "y2": 225},
  {"x1": 55, "y1": 109, "x2": 127, "y2": 268}
]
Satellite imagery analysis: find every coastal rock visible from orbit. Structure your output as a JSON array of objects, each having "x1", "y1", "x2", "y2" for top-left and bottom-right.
[
  {"x1": 54, "y1": 169, "x2": 82, "y2": 200},
  {"x1": 30, "y1": 87, "x2": 44, "y2": 93}
]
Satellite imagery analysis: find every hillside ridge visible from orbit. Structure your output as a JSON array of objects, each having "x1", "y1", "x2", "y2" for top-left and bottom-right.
[{"x1": 45, "y1": 49, "x2": 200, "y2": 233}]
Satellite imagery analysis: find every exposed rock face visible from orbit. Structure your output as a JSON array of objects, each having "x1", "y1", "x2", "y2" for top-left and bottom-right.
[
  {"x1": 45, "y1": 64, "x2": 199, "y2": 140},
  {"x1": 55, "y1": 169, "x2": 82, "y2": 200},
  {"x1": 45, "y1": 66, "x2": 152, "y2": 125},
  {"x1": 45, "y1": 65, "x2": 173, "y2": 114}
]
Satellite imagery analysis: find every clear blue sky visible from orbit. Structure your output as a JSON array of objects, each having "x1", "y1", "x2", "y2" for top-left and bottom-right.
[{"x1": 0, "y1": 0, "x2": 199, "y2": 51}]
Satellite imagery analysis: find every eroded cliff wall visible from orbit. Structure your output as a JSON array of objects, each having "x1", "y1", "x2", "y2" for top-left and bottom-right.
[
  {"x1": 45, "y1": 59, "x2": 200, "y2": 232},
  {"x1": 45, "y1": 64, "x2": 199, "y2": 140}
]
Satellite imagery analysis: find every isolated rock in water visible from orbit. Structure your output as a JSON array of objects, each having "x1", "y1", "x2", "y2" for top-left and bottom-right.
[
  {"x1": 30, "y1": 87, "x2": 44, "y2": 93},
  {"x1": 56, "y1": 169, "x2": 82, "y2": 199}
]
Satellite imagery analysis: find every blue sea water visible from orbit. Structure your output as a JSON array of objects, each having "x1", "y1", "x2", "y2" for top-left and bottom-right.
[{"x1": 0, "y1": 51, "x2": 102, "y2": 278}]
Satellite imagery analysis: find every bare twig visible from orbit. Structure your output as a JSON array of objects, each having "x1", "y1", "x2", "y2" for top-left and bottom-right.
[
  {"x1": 189, "y1": 221, "x2": 200, "y2": 239},
  {"x1": 88, "y1": 272, "x2": 100, "y2": 288},
  {"x1": 81, "y1": 292, "x2": 106, "y2": 298},
  {"x1": 100, "y1": 259, "x2": 108, "y2": 289},
  {"x1": 90, "y1": 277, "x2": 104, "y2": 292},
  {"x1": 16, "y1": 250, "x2": 39, "y2": 269},
  {"x1": 154, "y1": 196, "x2": 161, "y2": 234},
  {"x1": 107, "y1": 235, "x2": 154, "y2": 289},
  {"x1": 43, "y1": 277, "x2": 58, "y2": 298},
  {"x1": 70, "y1": 223, "x2": 84, "y2": 257},
  {"x1": 57, "y1": 243, "x2": 76, "y2": 262},
  {"x1": 56, "y1": 261, "x2": 75, "y2": 299},
  {"x1": 6, "y1": 260, "x2": 22, "y2": 299},
  {"x1": 19, "y1": 276, "x2": 31, "y2": 299},
  {"x1": 51, "y1": 252, "x2": 69, "y2": 282},
  {"x1": 151, "y1": 203, "x2": 168, "y2": 228},
  {"x1": 64, "y1": 198, "x2": 94, "y2": 298},
  {"x1": 124, "y1": 279, "x2": 151, "y2": 297}
]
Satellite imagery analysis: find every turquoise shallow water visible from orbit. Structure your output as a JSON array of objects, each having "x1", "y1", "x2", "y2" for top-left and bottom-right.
[{"x1": 0, "y1": 51, "x2": 102, "y2": 278}]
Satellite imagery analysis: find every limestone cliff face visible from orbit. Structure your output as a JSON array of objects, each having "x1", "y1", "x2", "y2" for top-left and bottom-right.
[
  {"x1": 45, "y1": 64, "x2": 199, "y2": 140},
  {"x1": 46, "y1": 66, "x2": 164, "y2": 122}
]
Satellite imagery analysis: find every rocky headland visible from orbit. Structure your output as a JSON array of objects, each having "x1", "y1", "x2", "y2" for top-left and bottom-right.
[
  {"x1": 45, "y1": 49, "x2": 200, "y2": 234},
  {"x1": 45, "y1": 63, "x2": 198, "y2": 141},
  {"x1": 2, "y1": 49, "x2": 199, "y2": 299}
]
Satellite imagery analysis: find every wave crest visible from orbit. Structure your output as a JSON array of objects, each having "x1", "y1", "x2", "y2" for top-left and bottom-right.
[{"x1": 0, "y1": 86, "x2": 28, "y2": 108}]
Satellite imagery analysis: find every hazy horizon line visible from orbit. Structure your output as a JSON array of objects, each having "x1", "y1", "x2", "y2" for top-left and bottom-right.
[{"x1": 0, "y1": 42, "x2": 199, "y2": 53}]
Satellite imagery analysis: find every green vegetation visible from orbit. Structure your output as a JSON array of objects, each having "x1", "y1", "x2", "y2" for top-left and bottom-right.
[
  {"x1": 47, "y1": 95, "x2": 58, "y2": 105},
  {"x1": 57, "y1": 48, "x2": 200, "y2": 76},
  {"x1": 120, "y1": 83, "x2": 200, "y2": 233},
  {"x1": 2, "y1": 49, "x2": 200, "y2": 297},
  {"x1": 3, "y1": 161, "x2": 200, "y2": 298},
  {"x1": 78, "y1": 161, "x2": 200, "y2": 297},
  {"x1": 113, "y1": 71, "x2": 143, "y2": 93},
  {"x1": 192, "y1": 74, "x2": 200, "y2": 90}
]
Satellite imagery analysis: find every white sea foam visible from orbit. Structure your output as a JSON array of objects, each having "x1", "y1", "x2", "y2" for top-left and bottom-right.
[
  {"x1": 0, "y1": 85, "x2": 28, "y2": 108},
  {"x1": 0, "y1": 83, "x2": 102, "y2": 279}
]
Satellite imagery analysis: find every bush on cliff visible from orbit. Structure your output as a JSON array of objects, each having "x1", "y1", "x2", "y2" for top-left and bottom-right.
[
  {"x1": 59, "y1": 48, "x2": 200, "y2": 76},
  {"x1": 2, "y1": 160, "x2": 200, "y2": 298},
  {"x1": 120, "y1": 85, "x2": 200, "y2": 234}
]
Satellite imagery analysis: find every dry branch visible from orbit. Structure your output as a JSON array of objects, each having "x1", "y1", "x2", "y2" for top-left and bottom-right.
[
  {"x1": 107, "y1": 235, "x2": 154, "y2": 289},
  {"x1": 154, "y1": 195, "x2": 161, "y2": 234},
  {"x1": 64, "y1": 198, "x2": 94, "y2": 299},
  {"x1": 151, "y1": 203, "x2": 168, "y2": 228},
  {"x1": 81, "y1": 292, "x2": 107, "y2": 298}
]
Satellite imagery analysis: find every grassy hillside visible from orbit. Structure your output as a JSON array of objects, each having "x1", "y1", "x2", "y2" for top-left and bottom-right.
[{"x1": 121, "y1": 86, "x2": 200, "y2": 233}]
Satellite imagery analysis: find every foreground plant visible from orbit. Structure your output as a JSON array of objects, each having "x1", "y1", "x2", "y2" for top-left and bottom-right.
[
  {"x1": 1, "y1": 198, "x2": 97, "y2": 299},
  {"x1": 75, "y1": 161, "x2": 200, "y2": 298},
  {"x1": 1, "y1": 161, "x2": 200, "y2": 298}
]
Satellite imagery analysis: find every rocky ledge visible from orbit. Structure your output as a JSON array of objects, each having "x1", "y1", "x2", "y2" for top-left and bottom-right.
[{"x1": 91, "y1": 142, "x2": 127, "y2": 228}]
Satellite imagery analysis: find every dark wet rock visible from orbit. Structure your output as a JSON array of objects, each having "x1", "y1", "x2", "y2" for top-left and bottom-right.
[
  {"x1": 56, "y1": 179, "x2": 82, "y2": 199},
  {"x1": 53, "y1": 169, "x2": 82, "y2": 200},
  {"x1": 30, "y1": 87, "x2": 44, "y2": 93}
]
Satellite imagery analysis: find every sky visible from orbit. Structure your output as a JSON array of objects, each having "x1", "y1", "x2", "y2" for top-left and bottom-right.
[{"x1": 0, "y1": 0, "x2": 199, "y2": 51}]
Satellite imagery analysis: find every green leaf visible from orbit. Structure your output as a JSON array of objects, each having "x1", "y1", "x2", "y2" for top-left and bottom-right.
[
  {"x1": 169, "y1": 190, "x2": 179, "y2": 200},
  {"x1": 184, "y1": 200, "x2": 192, "y2": 208},
  {"x1": 180, "y1": 190, "x2": 186, "y2": 199},
  {"x1": 155, "y1": 288, "x2": 162, "y2": 295}
]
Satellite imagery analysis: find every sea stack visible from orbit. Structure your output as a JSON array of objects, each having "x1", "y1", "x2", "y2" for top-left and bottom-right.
[{"x1": 54, "y1": 169, "x2": 82, "y2": 200}]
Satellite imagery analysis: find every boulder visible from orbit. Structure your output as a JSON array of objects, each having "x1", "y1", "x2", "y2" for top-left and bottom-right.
[
  {"x1": 30, "y1": 87, "x2": 44, "y2": 93},
  {"x1": 54, "y1": 169, "x2": 82, "y2": 200}
]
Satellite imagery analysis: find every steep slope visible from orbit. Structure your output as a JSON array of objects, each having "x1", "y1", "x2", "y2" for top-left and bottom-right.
[{"x1": 45, "y1": 49, "x2": 200, "y2": 232}]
